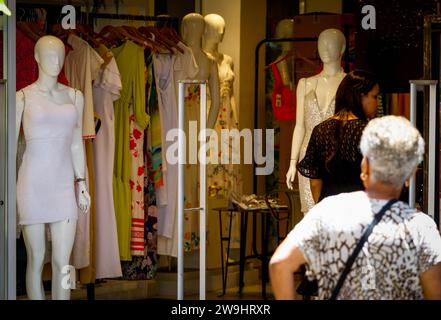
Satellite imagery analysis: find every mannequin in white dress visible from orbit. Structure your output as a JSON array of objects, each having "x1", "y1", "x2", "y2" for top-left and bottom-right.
[
  {"x1": 286, "y1": 28, "x2": 346, "y2": 213},
  {"x1": 16, "y1": 35, "x2": 90, "y2": 300}
]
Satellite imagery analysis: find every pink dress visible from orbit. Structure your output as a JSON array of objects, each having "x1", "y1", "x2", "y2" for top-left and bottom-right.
[
  {"x1": 17, "y1": 85, "x2": 78, "y2": 225},
  {"x1": 93, "y1": 57, "x2": 123, "y2": 279}
]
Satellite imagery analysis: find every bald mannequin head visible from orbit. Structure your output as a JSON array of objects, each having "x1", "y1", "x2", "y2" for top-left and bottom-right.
[
  {"x1": 317, "y1": 28, "x2": 346, "y2": 64},
  {"x1": 34, "y1": 35, "x2": 65, "y2": 77},
  {"x1": 204, "y1": 14, "x2": 225, "y2": 44},
  {"x1": 275, "y1": 19, "x2": 294, "y2": 38},
  {"x1": 182, "y1": 13, "x2": 205, "y2": 43}
]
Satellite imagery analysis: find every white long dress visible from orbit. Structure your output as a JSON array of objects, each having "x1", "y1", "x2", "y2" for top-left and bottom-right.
[
  {"x1": 154, "y1": 42, "x2": 199, "y2": 257},
  {"x1": 93, "y1": 56, "x2": 123, "y2": 279}
]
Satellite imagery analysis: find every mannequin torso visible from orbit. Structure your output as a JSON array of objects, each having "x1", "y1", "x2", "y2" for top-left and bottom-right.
[{"x1": 286, "y1": 29, "x2": 347, "y2": 213}]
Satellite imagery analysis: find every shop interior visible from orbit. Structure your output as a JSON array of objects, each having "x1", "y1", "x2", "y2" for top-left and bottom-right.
[{"x1": 0, "y1": 0, "x2": 440, "y2": 300}]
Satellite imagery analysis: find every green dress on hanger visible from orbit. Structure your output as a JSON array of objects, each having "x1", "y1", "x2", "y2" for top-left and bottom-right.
[{"x1": 112, "y1": 40, "x2": 150, "y2": 261}]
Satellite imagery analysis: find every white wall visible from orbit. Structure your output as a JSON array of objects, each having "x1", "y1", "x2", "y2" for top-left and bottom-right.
[{"x1": 199, "y1": 0, "x2": 267, "y2": 270}]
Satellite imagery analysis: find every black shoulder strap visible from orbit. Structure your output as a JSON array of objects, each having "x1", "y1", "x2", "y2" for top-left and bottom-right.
[{"x1": 329, "y1": 198, "x2": 399, "y2": 300}]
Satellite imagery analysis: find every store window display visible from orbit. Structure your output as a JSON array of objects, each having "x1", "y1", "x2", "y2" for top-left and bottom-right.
[
  {"x1": 157, "y1": 13, "x2": 221, "y2": 257},
  {"x1": 270, "y1": 19, "x2": 296, "y2": 122},
  {"x1": 15, "y1": 35, "x2": 90, "y2": 300},
  {"x1": 286, "y1": 28, "x2": 346, "y2": 214}
]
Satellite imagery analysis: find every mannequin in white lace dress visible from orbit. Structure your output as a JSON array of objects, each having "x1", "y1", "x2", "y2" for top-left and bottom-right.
[
  {"x1": 286, "y1": 29, "x2": 346, "y2": 214},
  {"x1": 203, "y1": 13, "x2": 242, "y2": 198}
]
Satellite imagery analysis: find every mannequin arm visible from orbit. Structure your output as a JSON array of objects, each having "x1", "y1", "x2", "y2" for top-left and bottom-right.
[
  {"x1": 16, "y1": 91, "x2": 24, "y2": 148},
  {"x1": 277, "y1": 60, "x2": 292, "y2": 87},
  {"x1": 70, "y1": 89, "x2": 90, "y2": 213},
  {"x1": 229, "y1": 59, "x2": 239, "y2": 126},
  {"x1": 206, "y1": 59, "x2": 220, "y2": 130},
  {"x1": 286, "y1": 78, "x2": 306, "y2": 189}
]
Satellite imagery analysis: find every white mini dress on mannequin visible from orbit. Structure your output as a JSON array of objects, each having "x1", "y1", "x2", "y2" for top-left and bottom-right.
[
  {"x1": 16, "y1": 35, "x2": 90, "y2": 300},
  {"x1": 286, "y1": 28, "x2": 346, "y2": 214}
]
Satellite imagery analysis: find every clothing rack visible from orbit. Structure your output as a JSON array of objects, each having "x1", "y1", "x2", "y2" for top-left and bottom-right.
[
  {"x1": 83, "y1": 12, "x2": 179, "y2": 29},
  {"x1": 76, "y1": 11, "x2": 178, "y2": 301}
]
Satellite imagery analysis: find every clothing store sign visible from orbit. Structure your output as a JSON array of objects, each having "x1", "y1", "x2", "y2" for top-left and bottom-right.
[{"x1": 61, "y1": 5, "x2": 76, "y2": 30}]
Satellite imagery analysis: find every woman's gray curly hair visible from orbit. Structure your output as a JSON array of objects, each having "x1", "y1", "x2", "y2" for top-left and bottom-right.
[{"x1": 359, "y1": 115, "x2": 424, "y2": 187}]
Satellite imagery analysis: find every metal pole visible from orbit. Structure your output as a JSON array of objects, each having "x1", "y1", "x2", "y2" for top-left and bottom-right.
[
  {"x1": 199, "y1": 82, "x2": 207, "y2": 300},
  {"x1": 409, "y1": 83, "x2": 417, "y2": 208},
  {"x1": 6, "y1": 0, "x2": 16, "y2": 300},
  {"x1": 177, "y1": 82, "x2": 185, "y2": 300},
  {"x1": 428, "y1": 84, "x2": 437, "y2": 219}
]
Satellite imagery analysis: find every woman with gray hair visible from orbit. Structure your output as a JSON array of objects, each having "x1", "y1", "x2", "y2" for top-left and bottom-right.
[{"x1": 270, "y1": 116, "x2": 441, "y2": 299}]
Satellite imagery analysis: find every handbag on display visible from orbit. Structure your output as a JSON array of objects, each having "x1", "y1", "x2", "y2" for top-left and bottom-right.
[{"x1": 296, "y1": 199, "x2": 398, "y2": 299}]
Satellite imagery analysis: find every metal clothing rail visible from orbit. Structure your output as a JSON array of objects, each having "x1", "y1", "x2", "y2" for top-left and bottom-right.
[
  {"x1": 253, "y1": 37, "x2": 318, "y2": 194},
  {"x1": 177, "y1": 80, "x2": 208, "y2": 300},
  {"x1": 84, "y1": 12, "x2": 179, "y2": 28}
]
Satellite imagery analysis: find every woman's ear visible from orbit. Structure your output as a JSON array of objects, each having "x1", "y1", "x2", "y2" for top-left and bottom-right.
[
  {"x1": 405, "y1": 167, "x2": 418, "y2": 186},
  {"x1": 360, "y1": 156, "x2": 369, "y2": 185}
]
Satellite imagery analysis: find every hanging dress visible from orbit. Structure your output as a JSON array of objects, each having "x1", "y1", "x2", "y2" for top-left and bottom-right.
[
  {"x1": 112, "y1": 40, "x2": 149, "y2": 261},
  {"x1": 92, "y1": 55, "x2": 123, "y2": 279}
]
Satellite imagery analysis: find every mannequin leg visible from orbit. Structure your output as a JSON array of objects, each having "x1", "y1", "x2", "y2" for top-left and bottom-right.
[
  {"x1": 50, "y1": 219, "x2": 77, "y2": 300},
  {"x1": 22, "y1": 224, "x2": 46, "y2": 300}
]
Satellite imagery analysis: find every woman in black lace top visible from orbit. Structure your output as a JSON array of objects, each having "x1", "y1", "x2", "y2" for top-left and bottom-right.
[{"x1": 297, "y1": 70, "x2": 379, "y2": 204}]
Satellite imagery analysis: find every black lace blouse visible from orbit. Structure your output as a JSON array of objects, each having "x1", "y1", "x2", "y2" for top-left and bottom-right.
[{"x1": 297, "y1": 118, "x2": 368, "y2": 203}]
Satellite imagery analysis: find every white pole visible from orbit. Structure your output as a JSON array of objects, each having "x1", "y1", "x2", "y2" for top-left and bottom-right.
[
  {"x1": 199, "y1": 82, "x2": 207, "y2": 300},
  {"x1": 409, "y1": 83, "x2": 417, "y2": 208},
  {"x1": 177, "y1": 82, "x2": 185, "y2": 300},
  {"x1": 428, "y1": 84, "x2": 436, "y2": 219}
]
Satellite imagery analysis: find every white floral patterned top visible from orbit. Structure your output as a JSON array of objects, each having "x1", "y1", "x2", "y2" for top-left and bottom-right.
[{"x1": 288, "y1": 191, "x2": 441, "y2": 299}]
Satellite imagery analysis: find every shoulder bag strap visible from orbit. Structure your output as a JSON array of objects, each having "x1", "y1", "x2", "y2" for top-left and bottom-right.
[{"x1": 329, "y1": 198, "x2": 399, "y2": 300}]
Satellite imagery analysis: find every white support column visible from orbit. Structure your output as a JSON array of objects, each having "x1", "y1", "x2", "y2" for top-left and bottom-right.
[
  {"x1": 409, "y1": 83, "x2": 417, "y2": 209},
  {"x1": 409, "y1": 80, "x2": 438, "y2": 219},
  {"x1": 177, "y1": 82, "x2": 185, "y2": 300},
  {"x1": 199, "y1": 82, "x2": 207, "y2": 300},
  {"x1": 428, "y1": 84, "x2": 437, "y2": 219},
  {"x1": 177, "y1": 80, "x2": 208, "y2": 300},
  {"x1": 6, "y1": 0, "x2": 16, "y2": 300}
]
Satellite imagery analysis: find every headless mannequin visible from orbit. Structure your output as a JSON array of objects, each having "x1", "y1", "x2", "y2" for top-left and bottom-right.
[
  {"x1": 203, "y1": 13, "x2": 238, "y2": 127},
  {"x1": 274, "y1": 19, "x2": 295, "y2": 87},
  {"x1": 286, "y1": 29, "x2": 346, "y2": 211},
  {"x1": 16, "y1": 35, "x2": 90, "y2": 300},
  {"x1": 182, "y1": 13, "x2": 220, "y2": 130}
]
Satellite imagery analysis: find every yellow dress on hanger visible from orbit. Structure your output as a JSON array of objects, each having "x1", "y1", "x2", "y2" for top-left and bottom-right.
[{"x1": 112, "y1": 40, "x2": 150, "y2": 261}]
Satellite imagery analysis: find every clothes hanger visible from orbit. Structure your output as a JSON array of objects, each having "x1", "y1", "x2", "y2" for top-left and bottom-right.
[
  {"x1": 138, "y1": 26, "x2": 179, "y2": 54},
  {"x1": 265, "y1": 47, "x2": 315, "y2": 70},
  {"x1": 0, "y1": 0, "x2": 11, "y2": 16}
]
